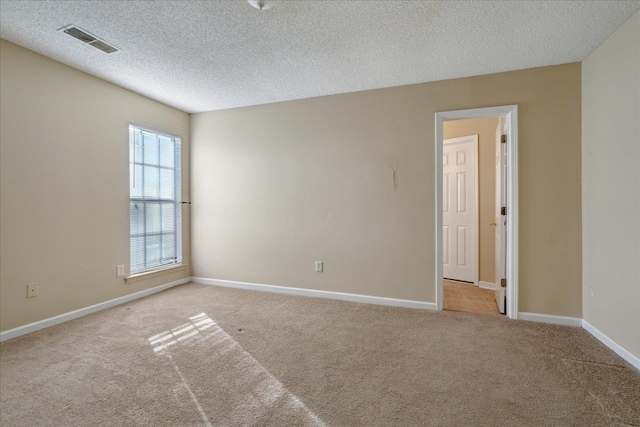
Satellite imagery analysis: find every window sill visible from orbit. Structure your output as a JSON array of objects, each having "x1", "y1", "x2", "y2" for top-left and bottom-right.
[{"x1": 125, "y1": 264, "x2": 188, "y2": 284}]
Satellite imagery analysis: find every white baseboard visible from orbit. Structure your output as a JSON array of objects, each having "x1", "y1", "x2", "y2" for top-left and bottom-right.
[
  {"x1": 518, "y1": 312, "x2": 583, "y2": 327},
  {"x1": 479, "y1": 281, "x2": 496, "y2": 290},
  {"x1": 4, "y1": 277, "x2": 637, "y2": 371},
  {"x1": 582, "y1": 320, "x2": 640, "y2": 370},
  {"x1": 0, "y1": 278, "x2": 190, "y2": 342},
  {"x1": 190, "y1": 277, "x2": 437, "y2": 311}
]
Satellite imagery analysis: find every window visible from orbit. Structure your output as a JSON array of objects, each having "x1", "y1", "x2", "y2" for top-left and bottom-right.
[{"x1": 129, "y1": 125, "x2": 182, "y2": 274}]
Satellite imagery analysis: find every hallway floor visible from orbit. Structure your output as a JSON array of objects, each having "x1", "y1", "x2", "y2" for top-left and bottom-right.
[{"x1": 444, "y1": 279, "x2": 500, "y2": 315}]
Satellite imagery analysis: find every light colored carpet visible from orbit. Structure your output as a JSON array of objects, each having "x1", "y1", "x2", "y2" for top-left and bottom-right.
[{"x1": 1, "y1": 283, "x2": 639, "y2": 426}]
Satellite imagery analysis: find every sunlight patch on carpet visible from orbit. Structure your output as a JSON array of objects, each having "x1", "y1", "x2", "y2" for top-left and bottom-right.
[{"x1": 149, "y1": 313, "x2": 325, "y2": 426}]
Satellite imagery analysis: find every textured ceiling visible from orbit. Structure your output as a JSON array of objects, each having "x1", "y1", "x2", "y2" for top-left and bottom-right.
[{"x1": 1, "y1": 1, "x2": 638, "y2": 113}]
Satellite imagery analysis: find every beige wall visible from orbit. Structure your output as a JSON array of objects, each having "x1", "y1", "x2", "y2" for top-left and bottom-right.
[
  {"x1": 443, "y1": 117, "x2": 499, "y2": 284},
  {"x1": 582, "y1": 11, "x2": 640, "y2": 358},
  {"x1": 0, "y1": 40, "x2": 191, "y2": 332},
  {"x1": 191, "y1": 63, "x2": 582, "y2": 317}
]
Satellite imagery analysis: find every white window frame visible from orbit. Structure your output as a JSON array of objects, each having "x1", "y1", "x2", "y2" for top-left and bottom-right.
[{"x1": 129, "y1": 124, "x2": 182, "y2": 274}]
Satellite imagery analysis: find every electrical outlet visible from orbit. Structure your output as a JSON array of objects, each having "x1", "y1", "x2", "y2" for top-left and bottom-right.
[
  {"x1": 315, "y1": 261, "x2": 323, "y2": 273},
  {"x1": 116, "y1": 264, "x2": 125, "y2": 277},
  {"x1": 589, "y1": 285, "x2": 596, "y2": 299},
  {"x1": 27, "y1": 283, "x2": 38, "y2": 298}
]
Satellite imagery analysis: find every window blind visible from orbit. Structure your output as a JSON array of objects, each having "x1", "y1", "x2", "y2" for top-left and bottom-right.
[{"x1": 129, "y1": 125, "x2": 182, "y2": 274}]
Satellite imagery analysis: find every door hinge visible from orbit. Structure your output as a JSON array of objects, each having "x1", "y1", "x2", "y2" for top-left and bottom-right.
[
  {"x1": 501, "y1": 206, "x2": 506, "y2": 216},
  {"x1": 501, "y1": 134, "x2": 507, "y2": 143},
  {"x1": 501, "y1": 278, "x2": 506, "y2": 287}
]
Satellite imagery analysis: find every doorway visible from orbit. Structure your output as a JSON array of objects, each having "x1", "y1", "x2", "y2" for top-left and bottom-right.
[{"x1": 435, "y1": 106, "x2": 519, "y2": 319}]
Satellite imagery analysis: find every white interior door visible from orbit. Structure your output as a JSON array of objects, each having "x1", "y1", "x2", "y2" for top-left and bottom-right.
[
  {"x1": 442, "y1": 136, "x2": 478, "y2": 284},
  {"x1": 495, "y1": 118, "x2": 507, "y2": 313}
]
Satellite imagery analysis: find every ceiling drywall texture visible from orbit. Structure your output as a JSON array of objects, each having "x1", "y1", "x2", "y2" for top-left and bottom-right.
[{"x1": 1, "y1": 1, "x2": 638, "y2": 113}]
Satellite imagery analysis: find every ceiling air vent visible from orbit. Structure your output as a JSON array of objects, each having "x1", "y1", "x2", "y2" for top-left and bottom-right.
[{"x1": 60, "y1": 25, "x2": 119, "y2": 54}]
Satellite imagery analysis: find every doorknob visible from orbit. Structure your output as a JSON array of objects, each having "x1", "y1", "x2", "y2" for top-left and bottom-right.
[{"x1": 490, "y1": 221, "x2": 497, "y2": 226}]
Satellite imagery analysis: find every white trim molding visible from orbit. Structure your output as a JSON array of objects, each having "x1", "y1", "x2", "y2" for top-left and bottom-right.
[
  {"x1": 582, "y1": 320, "x2": 640, "y2": 370},
  {"x1": 478, "y1": 281, "x2": 496, "y2": 290},
  {"x1": 2, "y1": 276, "x2": 638, "y2": 372},
  {"x1": 518, "y1": 312, "x2": 582, "y2": 327},
  {"x1": 125, "y1": 264, "x2": 188, "y2": 284},
  {"x1": 191, "y1": 277, "x2": 437, "y2": 311},
  {"x1": 0, "y1": 278, "x2": 190, "y2": 342},
  {"x1": 435, "y1": 105, "x2": 519, "y2": 319}
]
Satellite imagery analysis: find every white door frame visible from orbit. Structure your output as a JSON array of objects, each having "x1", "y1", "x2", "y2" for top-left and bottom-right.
[
  {"x1": 435, "y1": 105, "x2": 519, "y2": 319},
  {"x1": 442, "y1": 135, "x2": 479, "y2": 286}
]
